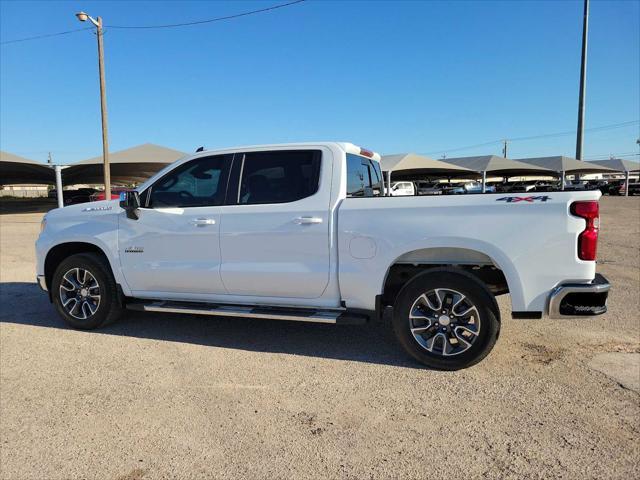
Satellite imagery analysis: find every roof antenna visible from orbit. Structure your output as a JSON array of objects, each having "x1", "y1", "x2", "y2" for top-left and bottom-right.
[{"x1": 195, "y1": 146, "x2": 204, "y2": 152}]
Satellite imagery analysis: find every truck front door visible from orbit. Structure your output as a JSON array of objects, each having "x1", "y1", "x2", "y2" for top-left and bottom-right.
[{"x1": 118, "y1": 154, "x2": 232, "y2": 296}]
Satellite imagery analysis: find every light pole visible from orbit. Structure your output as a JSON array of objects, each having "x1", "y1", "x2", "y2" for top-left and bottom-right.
[{"x1": 76, "y1": 11, "x2": 111, "y2": 199}]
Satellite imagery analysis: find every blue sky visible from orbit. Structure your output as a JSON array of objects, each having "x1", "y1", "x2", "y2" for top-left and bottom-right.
[{"x1": 1, "y1": 0, "x2": 638, "y2": 164}]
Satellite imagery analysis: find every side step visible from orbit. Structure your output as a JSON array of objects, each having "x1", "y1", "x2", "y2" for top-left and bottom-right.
[{"x1": 126, "y1": 300, "x2": 367, "y2": 325}]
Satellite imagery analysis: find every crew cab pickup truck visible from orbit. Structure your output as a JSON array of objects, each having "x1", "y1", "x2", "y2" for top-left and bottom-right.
[{"x1": 36, "y1": 142, "x2": 610, "y2": 370}]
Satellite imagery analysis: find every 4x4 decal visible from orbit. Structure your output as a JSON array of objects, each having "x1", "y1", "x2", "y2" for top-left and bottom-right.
[{"x1": 496, "y1": 196, "x2": 551, "y2": 203}]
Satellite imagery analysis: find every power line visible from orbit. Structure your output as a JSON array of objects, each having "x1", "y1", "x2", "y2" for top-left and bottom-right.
[
  {"x1": 586, "y1": 152, "x2": 640, "y2": 160},
  {"x1": 108, "y1": 0, "x2": 305, "y2": 29},
  {"x1": 510, "y1": 120, "x2": 639, "y2": 142},
  {"x1": 424, "y1": 139, "x2": 505, "y2": 155},
  {"x1": 0, "y1": 27, "x2": 93, "y2": 45},
  {"x1": 423, "y1": 120, "x2": 640, "y2": 156},
  {"x1": 0, "y1": 0, "x2": 305, "y2": 45}
]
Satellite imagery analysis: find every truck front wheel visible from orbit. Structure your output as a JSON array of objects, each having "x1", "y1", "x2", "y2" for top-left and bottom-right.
[
  {"x1": 392, "y1": 269, "x2": 500, "y2": 370},
  {"x1": 52, "y1": 253, "x2": 122, "y2": 330}
]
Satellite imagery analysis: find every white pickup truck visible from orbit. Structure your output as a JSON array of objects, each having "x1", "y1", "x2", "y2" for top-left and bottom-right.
[{"x1": 36, "y1": 142, "x2": 610, "y2": 370}]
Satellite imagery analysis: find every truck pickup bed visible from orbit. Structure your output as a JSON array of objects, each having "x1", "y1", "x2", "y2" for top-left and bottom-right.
[{"x1": 36, "y1": 142, "x2": 610, "y2": 370}]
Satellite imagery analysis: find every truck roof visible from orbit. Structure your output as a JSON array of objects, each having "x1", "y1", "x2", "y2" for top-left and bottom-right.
[
  {"x1": 188, "y1": 142, "x2": 381, "y2": 161},
  {"x1": 137, "y1": 142, "x2": 381, "y2": 192}
]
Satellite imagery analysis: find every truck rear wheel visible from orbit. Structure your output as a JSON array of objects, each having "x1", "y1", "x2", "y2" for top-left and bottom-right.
[
  {"x1": 52, "y1": 253, "x2": 122, "y2": 330},
  {"x1": 392, "y1": 268, "x2": 500, "y2": 370}
]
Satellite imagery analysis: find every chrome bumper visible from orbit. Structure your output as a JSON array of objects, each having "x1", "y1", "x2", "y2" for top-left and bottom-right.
[
  {"x1": 36, "y1": 275, "x2": 47, "y2": 292},
  {"x1": 548, "y1": 273, "x2": 610, "y2": 319}
]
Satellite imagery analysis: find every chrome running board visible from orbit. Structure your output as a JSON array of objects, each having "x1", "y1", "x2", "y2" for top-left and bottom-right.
[{"x1": 126, "y1": 300, "x2": 367, "y2": 325}]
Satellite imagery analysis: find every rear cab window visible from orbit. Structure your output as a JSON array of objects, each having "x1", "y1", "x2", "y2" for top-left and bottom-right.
[{"x1": 346, "y1": 154, "x2": 383, "y2": 197}]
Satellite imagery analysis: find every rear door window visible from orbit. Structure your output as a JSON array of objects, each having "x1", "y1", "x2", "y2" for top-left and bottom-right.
[{"x1": 237, "y1": 150, "x2": 321, "y2": 205}]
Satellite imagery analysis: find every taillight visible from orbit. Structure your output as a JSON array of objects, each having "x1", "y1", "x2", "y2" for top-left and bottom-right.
[{"x1": 571, "y1": 201, "x2": 599, "y2": 261}]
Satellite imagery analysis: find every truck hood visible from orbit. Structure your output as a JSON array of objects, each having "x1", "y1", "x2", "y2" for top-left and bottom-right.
[{"x1": 45, "y1": 199, "x2": 120, "y2": 221}]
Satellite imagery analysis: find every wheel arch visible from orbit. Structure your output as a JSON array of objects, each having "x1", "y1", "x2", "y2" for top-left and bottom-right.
[
  {"x1": 380, "y1": 245, "x2": 523, "y2": 311},
  {"x1": 44, "y1": 242, "x2": 116, "y2": 296}
]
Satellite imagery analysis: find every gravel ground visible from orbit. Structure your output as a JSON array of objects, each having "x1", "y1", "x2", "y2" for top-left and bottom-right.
[{"x1": 1, "y1": 196, "x2": 638, "y2": 480}]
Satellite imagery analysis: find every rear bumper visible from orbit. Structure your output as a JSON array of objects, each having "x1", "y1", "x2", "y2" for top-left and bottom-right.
[{"x1": 548, "y1": 273, "x2": 610, "y2": 319}]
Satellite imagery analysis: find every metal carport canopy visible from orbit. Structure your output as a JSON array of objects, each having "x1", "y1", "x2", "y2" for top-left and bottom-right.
[
  {"x1": 514, "y1": 156, "x2": 616, "y2": 175},
  {"x1": 443, "y1": 155, "x2": 555, "y2": 177},
  {"x1": 381, "y1": 153, "x2": 475, "y2": 179},
  {"x1": 0, "y1": 151, "x2": 55, "y2": 185},
  {"x1": 587, "y1": 158, "x2": 640, "y2": 196},
  {"x1": 587, "y1": 158, "x2": 640, "y2": 173},
  {"x1": 63, "y1": 143, "x2": 186, "y2": 186}
]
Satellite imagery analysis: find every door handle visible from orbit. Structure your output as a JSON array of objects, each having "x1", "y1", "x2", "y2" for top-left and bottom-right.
[
  {"x1": 294, "y1": 216, "x2": 323, "y2": 225},
  {"x1": 191, "y1": 218, "x2": 216, "y2": 227}
]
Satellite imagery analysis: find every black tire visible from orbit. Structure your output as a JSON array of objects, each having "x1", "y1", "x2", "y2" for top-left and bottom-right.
[
  {"x1": 392, "y1": 268, "x2": 500, "y2": 370},
  {"x1": 52, "y1": 253, "x2": 123, "y2": 329}
]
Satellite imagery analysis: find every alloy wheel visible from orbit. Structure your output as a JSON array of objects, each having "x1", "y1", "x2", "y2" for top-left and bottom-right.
[
  {"x1": 409, "y1": 288, "x2": 481, "y2": 356},
  {"x1": 58, "y1": 267, "x2": 101, "y2": 320}
]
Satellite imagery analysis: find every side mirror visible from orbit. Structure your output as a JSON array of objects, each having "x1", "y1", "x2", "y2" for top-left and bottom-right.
[{"x1": 119, "y1": 191, "x2": 140, "y2": 220}]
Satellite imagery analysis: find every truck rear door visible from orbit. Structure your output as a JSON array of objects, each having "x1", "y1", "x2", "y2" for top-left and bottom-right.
[{"x1": 219, "y1": 149, "x2": 332, "y2": 299}]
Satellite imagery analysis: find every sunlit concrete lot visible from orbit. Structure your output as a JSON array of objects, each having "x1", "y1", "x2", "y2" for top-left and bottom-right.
[{"x1": 1, "y1": 196, "x2": 638, "y2": 480}]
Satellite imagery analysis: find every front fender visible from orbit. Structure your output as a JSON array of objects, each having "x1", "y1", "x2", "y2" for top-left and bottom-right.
[{"x1": 36, "y1": 212, "x2": 130, "y2": 296}]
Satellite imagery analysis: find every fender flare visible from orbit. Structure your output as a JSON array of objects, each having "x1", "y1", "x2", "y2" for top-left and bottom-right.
[
  {"x1": 379, "y1": 238, "x2": 525, "y2": 310},
  {"x1": 44, "y1": 238, "x2": 131, "y2": 296}
]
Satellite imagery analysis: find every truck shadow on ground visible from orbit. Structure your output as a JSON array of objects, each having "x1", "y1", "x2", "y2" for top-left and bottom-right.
[{"x1": 0, "y1": 282, "x2": 421, "y2": 369}]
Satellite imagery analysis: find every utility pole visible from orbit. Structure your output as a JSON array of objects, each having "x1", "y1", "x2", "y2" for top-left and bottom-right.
[
  {"x1": 76, "y1": 12, "x2": 111, "y2": 199},
  {"x1": 502, "y1": 140, "x2": 508, "y2": 158},
  {"x1": 575, "y1": 0, "x2": 589, "y2": 160}
]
